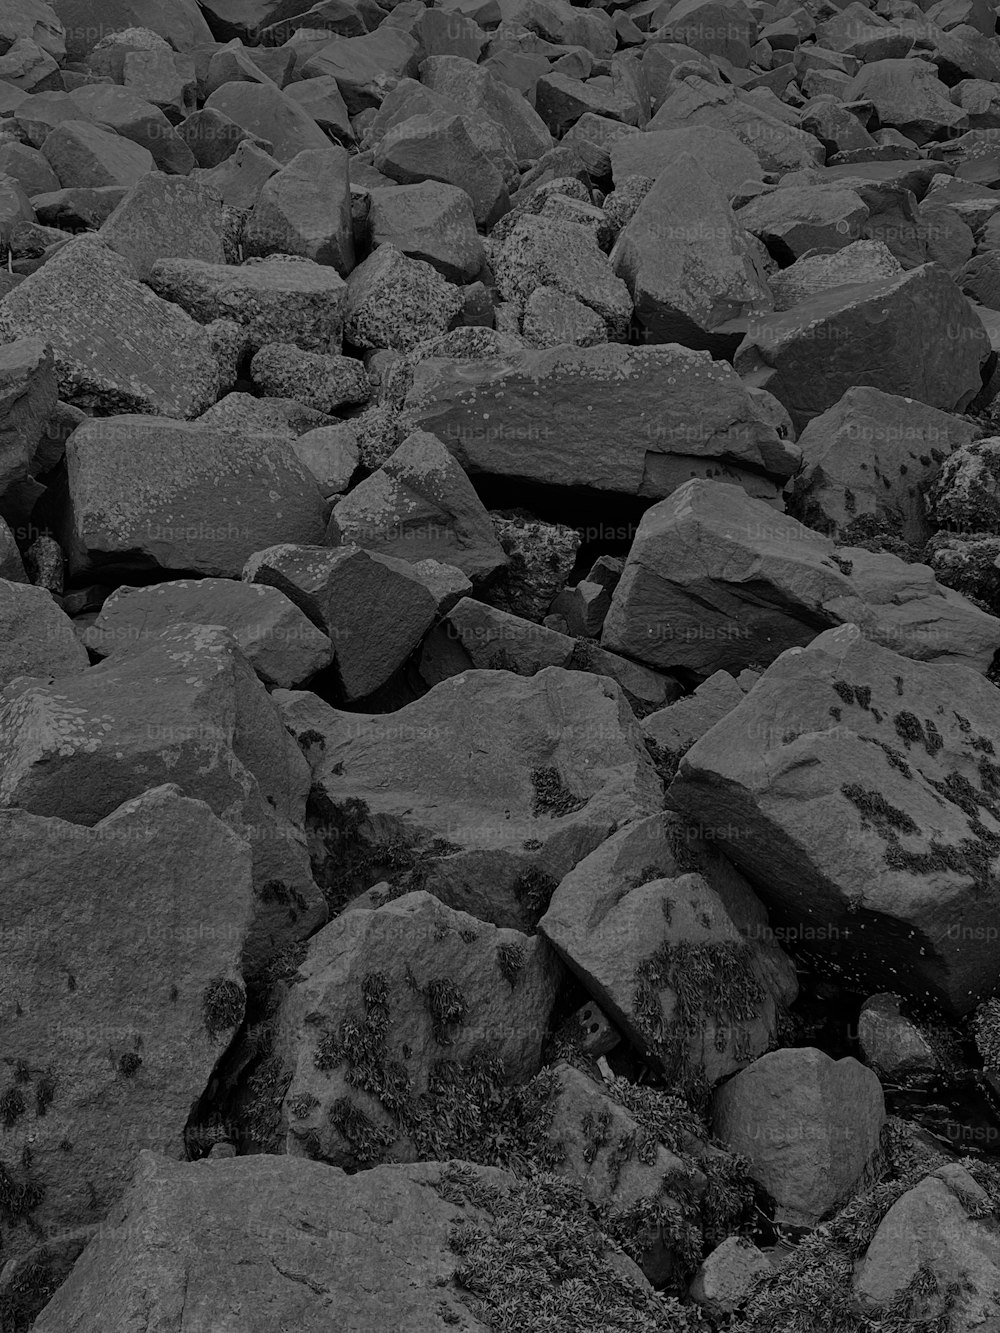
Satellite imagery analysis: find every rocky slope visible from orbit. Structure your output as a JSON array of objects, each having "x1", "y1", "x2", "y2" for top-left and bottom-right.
[{"x1": 2, "y1": 0, "x2": 1000, "y2": 1330}]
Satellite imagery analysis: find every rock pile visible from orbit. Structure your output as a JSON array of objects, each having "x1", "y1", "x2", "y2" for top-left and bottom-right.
[{"x1": 2, "y1": 0, "x2": 1000, "y2": 1329}]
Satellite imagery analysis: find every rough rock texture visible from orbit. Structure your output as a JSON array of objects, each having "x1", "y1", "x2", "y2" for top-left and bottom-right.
[
  {"x1": 345, "y1": 243, "x2": 465, "y2": 352},
  {"x1": 0, "y1": 576, "x2": 88, "y2": 689}
]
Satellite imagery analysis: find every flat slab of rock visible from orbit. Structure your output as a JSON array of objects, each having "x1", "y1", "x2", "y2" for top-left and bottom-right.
[
  {"x1": 669, "y1": 623, "x2": 1000, "y2": 1011},
  {"x1": 540, "y1": 812, "x2": 797, "y2": 1086},
  {"x1": 62, "y1": 416, "x2": 327, "y2": 578},
  {"x1": 277, "y1": 664, "x2": 664, "y2": 928},
  {"x1": 274, "y1": 889, "x2": 559, "y2": 1165},
  {"x1": 601, "y1": 478, "x2": 1000, "y2": 677},
  {"x1": 0, "y1": 236, "x2": 218, "y2": 418},
  {"x1": 0, "y1": 785, "x2": 253, "y2": 1263},
  {"x1": 713, "y1": 1047, "x2": 883, "y2": 1225},
  {"x1": 243, "y1": 542, "x2": 437, "y2": 700},
  {"x1": 147, "y1": 256, "x2": 347, "y2": 354},
  {"x1": 87, "y1": 578, "x2": 334, "y2": 689},
  {"x1": 30, "y1": 1153, "x2": 494, "y2": 1331},
  {"x1": 402, "y1": 342, "x2": 799, "y2": 501}
]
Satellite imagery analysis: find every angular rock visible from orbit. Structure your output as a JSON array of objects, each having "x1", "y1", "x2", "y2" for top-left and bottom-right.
[
  {"x1": 735, "y1": 264, "x2": 991, "y2": 430},
  {"x1": 89, "y1": 578, "x2": 335, "y2": 689},
  {"x1": 485, "y1": 511, "x2": 581, "y2": 622},
  {"x1": 326, "y1": 429, "x2": 507, "y2": 581},
  {"x1": 274, "y1": 890, "x2": 559, "y2": 1165},
  {"x1": 540, "y1": 813, "x2": 797, "y2": 1086},
  {"x1": 374, "y1": 110, "x2": 510, "y2": 229},
  {"x1": 712, "y1": 1048, "x2": 885, "y2": 1225},
  {"x1": 736, "y1": 183, "x2": 870, "y2": 261},
  {"x1": 602, "y1": 479, "x2": 1000, "y2": 676},
  {"x1": 62, "y1": 415, "x2": 327, "y2": 578},
  {"x1": 345, "y1": 243, "x2": 464, "y2": 352},
  {"x1": 367, "y1": 180, "x2": 485, "y2": 284},
  {"x1": 54, "y1": 0, "x2": 214, "y2": 60},
  {"x1": 0, "y1": 576, "x2": 88, "y2": 688},
  {"x1": 205, "y1": 81, "x2": 332, "y2": 163},
  {"x1": 642, "y1": 670, "x2": 746, "y2": 761},
  {"x1": 177, "y1": 106, "x2": 273, "y2": 169},
  {"x1": 0, "y1": 335, "x2": 57, "y2": 502},
  {"x1": 198, "y1": 391, "x2": 335, "y2": 439},
  {"x1": 857, "y1": 993, "x2": 939, "y2": 1080},
  {"x1": 0, "y1": 140, "x2": 60, "y2": 196},
  {"x1": 768, "y1": 239, "x2": 902, "y2": 311},
  {"x1": 610, "y1": 125, "x2": 761, "y2": 197},
  {"x1": 191, "y1": 137, "x2": 280, "y2": 211},
  {"x1": 277, "y1": 664, "x2": 664, "y2": 928},
  {"x1": 249, "y1": 343, "x2": 369, "y2": 414},
  {"x1": 402, "y1": 343, "x2": 798, "y2": 502},
  {"x1": 689, "y1": 1237, "x2": 772, "y2": 1318},
  {"x1": 417, "y1": 598, "x2": 576, "y2": 684},
  {"x1": 419, "y1": 52, "x2": 553, "y2": 166},
  {"x1": 298, "y1": 28, "x2": 420, "y2": 115},
  {"x1": 846, "y1": 58, "x2": 968, "y2": 145},
  {"x1": 0, "y1": 786, "x2": 253, "y2": 1265},
  {"x1": 292, "y1": 423, "x2": 359, "y2": 495},
  {"x1": 67, "y1": 83, "x2": 196, "y2": 175},
  {"x1": 926, "y1": 437, "x2": 1000, "y2": 532},
  {"x1": 147, "y1": 256, "x2": 347, "y2": 354},
  {"x1": 97, "y1": 173, "x2": 226, "y2": 281},
  {"x1": 521, "y1": 286, "x2": 608, "y2": 347},
  {"x1": 0, "y1": 236, "x2": 218, "y2": 418},
  {"x1": 242, "y1": 145, "x2": 354, "y2": 276},
  {"x1": 243, "y1": 543, "x2": 437, "y2": 700}
]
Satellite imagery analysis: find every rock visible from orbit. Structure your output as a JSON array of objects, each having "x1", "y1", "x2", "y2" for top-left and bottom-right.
[
  {"x1": 243, "y1": 543, "x2": 437, "y2": 700},
  {"x1": 374, "y1": 110, "x2": 510, "y2": 229},
  {"x1": 367, "y1": 180, "x2": 485, "y2": 283},
  {"x1": 521, "y1": 286, "x2": 608, "y2": 348},
  {"x1": 298, "y1": 28, "x2": 420, "y2": 115},
  {"x1": 0, "y1": 236, "x2": 218, "y2": 418},
  {"x1": 494, "y1": 214, "x2": 632, "y2": 339},
  {"x1": 926, "y1": 437, "x2": 1000, "y2": 532},
  {"x1": 192, "y1": 137, "x2": 280, "y2": 211},
  {"x1": 0, "y1": 624, "x2": 322, "y2": 973},
  {"x1": 845, "y1": 58, "x2": 968, "y2": 145},
  {"x1": 204, "y1": 317, "x2": 249, "y2": 395},
  {"x1": 0, "y1": 140, "x2": 60, "y2": 196},
  {"x1": 97, "y1": 173, "x2": 226, "y2": 281},
  {"x1": 277, "y1": 664, "x2": 663, "y2": 928},
  {"x1": 419, "y1": 53, "x2": 553, "y2": 167},
  {"x1": 857, "y1": 993, "x2": 939, "y2": 1080},
  {"x1": 31, "y1": 184, "x2": 129, "y2": 230},
  {"x1": 408, "y1": 558, "x2": 472, "y2": 614},
  {"x1": 0, "y1": 335, "x2": 57, "y2": 502},
  {"x1": 345, "y1": 243, "x2": 464, "y2": 352},
  {"x1": 0, "y1": 786, "x2": 253, "y2": 1265},
  {"x1": 147, "y1": 256, "x2": 347, "y2": 354},
  {"x1": 402, "y1": 343, "x2": 797, "y2": 502},
  {"x1": 292, "y1": 423, "x2": 359, "y2": 495},
  {"x1": 88, "y1": 579, "x2": 335, "y2": 688},
  {"x1": 735, "y1": 263, "x2": 991, "y2": 430},
  {"x1": 548, "y1": 579, "x2": 612, "y2": 637},
  {"x1": 611, "y1": 152, "x2": 771, "y2": 354},
  {"x1": 485, "y1": 511, "x2": 580, "y2": 621},
  {"x1": 0, "y1": 0, "x2": 65, "y2": 62},
  {"x1": 53, "y1": 0, "x2": 214, "y2": 60},
  {"x1": 539, "y1": 813, "x2": 797, "y2": 1086},
  {"x1": 326, "y1": 429, "x2": 507, "y2": 581},
  {"x1": 249, "y1": 343, "x2": 369, "y2": 414},
  {"x1": 642, "y1": 670, "x2": 746, "y2": 762},
  {"x1": 669, "y1": 623, "x2": 1000, "y2": 1011},
  {"x1": 198, "y1": 391, "x2": 335, "y2": 440},
  {"x1": 602, "y1": 479, "x2": 1000, "y2": 677},
  {"x1": 23, "y1": 532, "x2": 64, "y2": 594},
  {"x1": 787, "y1": 386, "x2": 981, "y2": 545},
  {"x1": 273, "y1": 890, "x2": 559, "y2": 1165},
  {"x1": 610, "y1": 126, "x2": 761, "y2": 199},
  {"x1": 417, "y1": 598, "x2": 576, "y2": 684},
  {"x1": 205, "y1": 80, "x2": 333, "y2": 163},
  {"x1": 66, "y1": 83, "x2": 196, "y2": 175},
  {"x1": 923, "y1": 532, "x2": 1000, "y2": 614},
  {"x1": 370, "y1": 78, "x2": 518, "y2": 188},
  {"x1": 242, "y1": 145, "x2": 354, "y2": 276},
  {"x1": 62, "y1": 415, "x2": 327, "y2": 578},
  {"x1": 0, "y1": 576, "x2": 88, "y2": 688},
  {"x1": 736, "y1": 183, "x2": 871, "y2": 261},
  {"x1": 283, "y1": 73, "x2": 353, "y2": 143},
  {"x1": 122, "y1": 45, "x2": 196, "y2": 119},
  {"x1": 712, "y1": 1048, "x2": 885, "y2": 1225},
  {"x1": 0, "y1": 514, "x2": 27, "y2": 581},
  {"x1": 854, "y1": 1165, "x2": 1000, "y2": 1328},
  {"x1": 689, "y1": 1236, "x2": 772, "y2": 1317},
  {"x1": 177, "y1": 106, "x2": 273, "y2": 169}
]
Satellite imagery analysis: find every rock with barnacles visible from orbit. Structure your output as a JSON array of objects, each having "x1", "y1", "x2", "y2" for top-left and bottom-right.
[
  {"x1": 669, "y1": 624, "x2": 1000, "y2": 1012},
  {"x1": 272, "y1": 890, "x2": 559, "y2": 1167},
  {"x1": 539, "y1": 813, "x2": 797, "y2": 1088},
  {"x1": 275, "y1": 665, "x2": 663, "y2": 931},
  {"x1": 0, "y1": 786, "x2": 254, "y2": 1266}
]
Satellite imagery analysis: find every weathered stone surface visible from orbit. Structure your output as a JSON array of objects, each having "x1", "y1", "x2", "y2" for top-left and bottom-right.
[
  {"x1": 191, "y1": 137, "x2": 280, "y2": 210},
  {"x1": 485, "y1": 511, "x2": 581, "y2": 622},
  {"x1": 0, "y1": 0, "x2": 65, "y2": 62},
  {"x1": 540, "y1": 812, "x2": 797, "y2": 1085},
  {"x1": 298, "y1": 28, "x2": 420, "y2": 115},
  {"x1": 857, "y1": 993, "x2": 939, "y2": 1080},
  {"x1": 67, "y1": 83, "x2": 196, "y2": 175},
  {"x1": 712, "y1": 1048, "x2": 885, "y2": 1225},
  {"x1": 735, "y1": 263, "x2": 991, "y2": 430},
  {"x1": 642, "y1": 670, "x2": 747, "y2": 760},
  {"x1": 327, "y1": 430, "x2": 507, "y2": 581},
  {"x1": 345, "y1": 243, "x2": 464, "y2": 352},
  {"x1": 89, "y1": 578, "x2": 335, "y2": 689},
  {"x1": 0, "y1": 576, "x2": 88, "y2": 688},
  {"x1": 610, "y1": 125, "x2": 761, "y2": 196},
  {"x1": 926, "y1": 436, "x2": 1000, "y2": 532},
  {"x1": 177, "y1": 105, "x2": 273, "y2": 169},
  {"x1": 277, "y1": 665, "x2": 664, "y2": 929},
  {"x1": 736, "y1": 183, "x2": 871, "y2": 261},
  {"x1": 205, "y1": 80, "x2": 332, "y2": 163},
  {"x1": 0, "y1": 236, "x2": 218, "y2": 418},
  {"x1": 147, "y1": 256, "x2": 347, "y2": 354},
  {"x1": 418, "y1": 598, "x2": 575, "y2": 684},
  {"x1": 368, "y1": 180, "x2": 485, "y2": 283},
  {"x1": 274, "y1": 890, "x2": 559, "y2": 1164},
  {"x1": 51, "y1": 0, "x2": 214, "y2": 60},
  {"x1": 0, "y1": 140, "x2": 60, "y2": 196},
  {"x1": 243, "y1": 543, "x2": 437, "y2": 700},
  {"x1": 787, "y1": 386, "x2": 981, "y2": 544},
  {"x1": 602, "y1": 479, "x2": 1000, "y2": 677},
  {"x1": 198, "y1": 391, "x2": 335, "y2": 440},
  {"x1": 374, "y1": 110, "x2": 511, "y2": 229},
  {"x1": 242, "y1": 145, "x2": 354, "y2": 276},
  {"x1": 0, "y1": 335, "x2": 56, "y2": 501},
  {"x1": 97, "y1": 173, "x2": 226, "y2": 281},
  {"x1": 0, "y1": 514, "x2": 27, "y2": 581},
  {"x1": 669, "y1": 624, "x2": 1000, "y2": 1011},
  {"x1": 845, "y1": 57, "x2": 968, "y2": 145},
  {"x1": 62, "y1": 415, "x2": 327, "y2": 578},
  {"x1": 292, "y1": 423, "x2": 359, "y2": 495},
  {"x1": 40, "y1": 118, "x2": 154, "y2": 188},
  {"x1": 402, "y1": 343, "x2": 798, "y2": 501},
  {"x1": 689, "y1": 1237, "x2": 772, "y2": 1317},
  {"x1": 0, "y1": 786, "x2": 254, "y2": 1265},
  {"x1": 611, "y1": 152, "x2": 771, "y2": 354},
  {"x1": 249, "y1": 343, "x2": 369, "y2": 414},
  {"x1": 768, "y1": 239, "x2": 902, "y2": 311}
]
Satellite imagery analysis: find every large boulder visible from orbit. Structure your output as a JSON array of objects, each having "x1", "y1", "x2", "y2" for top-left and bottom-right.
[
  {"x1": 0, "y1": 786, "x2": 254, "y2": 1264},
  {"x1": 273, "y1": 890, "x2": 559, "y2": 1166},
  {"x1": 539, "y1": 813, "x2": 798, "y2": 1088},
  {"x1": 50, "y1": 0, "x2": 214, "y2": 59},
  {"x1": 0, "y1": 236, "x2": 218, "y2": 418},
  {"x1": 601, "y1": 479, "x2": 1000, "y2": 677},
  {"x1": 61, "y1": 416, "x2": 327, "y2": 579},
  {"x1": 276, "y1": 665, "x2": 664, "y2": 928},
  {"x1": 242, "y1": 145, "x2": 354, "y2": 276},
  {"x1": 402, "y1": 343, "x2": 799, "y2": 503},
  {"x1": 668, "y1": 623, "x2": 1000, "y2": 1012},
  {"x1": 711, "y1": 1047, "x2": 885, "y2": 1225}
]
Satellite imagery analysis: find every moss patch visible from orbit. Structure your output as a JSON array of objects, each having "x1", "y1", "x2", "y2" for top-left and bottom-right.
[{"x1": 202, "y1": 977, "x2": 245, "y2": 1038}]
